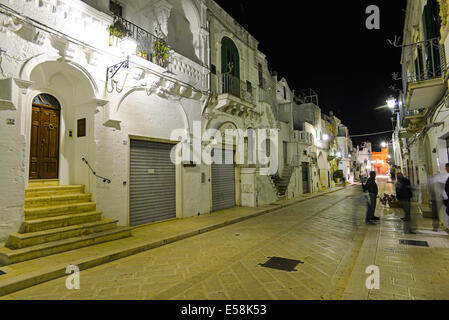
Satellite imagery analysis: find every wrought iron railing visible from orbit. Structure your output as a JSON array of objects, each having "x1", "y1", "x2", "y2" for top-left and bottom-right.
[
  {"x1": 402, "y1": 38, "x2": 446, "y2": 89},
  {"x1": 110, "y1": 15, "x2": 169, "y2": 68},
  {"x1": 213, "y1": 73, "x2": 255, "y2": 105},
  {"x1": 82, "y1": 158, "x2": 111, "y2": 184}
]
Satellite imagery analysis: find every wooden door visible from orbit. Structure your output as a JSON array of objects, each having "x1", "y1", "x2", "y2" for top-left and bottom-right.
[{"x1": 29, "y1": 95, "x2": 60, "y2": 180}]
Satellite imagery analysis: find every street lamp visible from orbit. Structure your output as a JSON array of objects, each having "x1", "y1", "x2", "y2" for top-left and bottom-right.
[
  {"x1": 106, "y1": 36, "x2": 138, "y2": 83},
  {"x1": 387, "y1": 96, "x2": 396, "y2": 110},
  {"x1": 381, "y1": 141, "x2": 387, "y2": 148}
]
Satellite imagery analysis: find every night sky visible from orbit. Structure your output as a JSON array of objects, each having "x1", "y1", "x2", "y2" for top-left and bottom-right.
[{"x1": 213, "y1": 0, "x2": 407, "y2": 151}]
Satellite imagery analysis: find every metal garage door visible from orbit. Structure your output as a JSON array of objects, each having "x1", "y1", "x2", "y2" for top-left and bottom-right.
[
  {"x1": 212, "y1": 149, "x2": 236, "y2": 212},
  {"x1": 130, "y1": 139, "x2": 176, "y2": 226}
]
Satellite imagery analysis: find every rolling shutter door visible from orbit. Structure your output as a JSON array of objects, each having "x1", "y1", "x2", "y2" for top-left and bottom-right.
[
  {"x1": 130, "y1": 139, "x2": 176, "y2": 226},
  {"x1": 212, "y1": 149, "x2": 236, "y2": 212}
]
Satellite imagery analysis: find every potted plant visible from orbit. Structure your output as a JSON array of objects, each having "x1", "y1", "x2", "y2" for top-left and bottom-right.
[
  {"x1": 108, "y1": 18, "x2": 127, "y2": 46},
  {"x1": 137, "y1": 46, "x2": 148, "y2": 60},
  {"x1": 152, "y1": 28, "x2": 170, "y2": 67}
]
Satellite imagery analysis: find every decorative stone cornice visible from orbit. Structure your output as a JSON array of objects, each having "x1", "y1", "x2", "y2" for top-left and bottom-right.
[
  {"x1": 0, "y1": 16, "x2": 23, "y2": 33},
  {"x1": 0, "y1": 77, "x2": 33, "y2": 110}
]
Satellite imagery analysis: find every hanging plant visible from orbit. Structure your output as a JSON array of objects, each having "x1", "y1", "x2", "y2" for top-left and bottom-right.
[
  {"x1": 153, "y1": 38, "x2": 169, "y2": 66},
  {"x1": 137, "y1": 46, "x2": 148, "y2": 60},
  {"x1": 152, "y1": 27, "x2": 170, "y2": 67},
  {"x1": 109, "y1": 18, "x2": 127, "y2": 39}
]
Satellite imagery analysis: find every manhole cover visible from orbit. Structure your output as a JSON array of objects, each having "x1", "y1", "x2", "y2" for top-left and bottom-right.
[
  {"x1": 0, "y1": 270, "x2": 5, "y2": 275},
  {"x1": 259, "y1": 257, "x2": 304, "y2": 272},
  {"x1": 399, "y1": 240, "x2": 429, "y2": 247}
]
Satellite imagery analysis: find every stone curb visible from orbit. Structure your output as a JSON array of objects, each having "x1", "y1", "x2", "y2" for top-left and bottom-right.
[{"x1": 0, "y1": 187, "x2": 347, "y2": 297}]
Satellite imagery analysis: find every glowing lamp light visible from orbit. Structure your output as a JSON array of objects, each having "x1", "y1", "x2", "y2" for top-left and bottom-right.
[
  {"x1": 387, "y1": 97, "x2": 396, "y2": 110},
  {"x1": 381, "y1": 142, "x2": 387, "y2": 148},
  {"x1": 323, "y1": 134, "x2": 329, "y2": 141},
  {"x1": 336, "y1": 152, "x2": 342, "y2": 158},
  {"x1": 120, "y1": 37, "x2": 138, "y2": 56}
]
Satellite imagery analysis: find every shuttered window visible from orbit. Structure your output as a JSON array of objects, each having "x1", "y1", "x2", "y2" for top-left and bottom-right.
[{"x1": 221, "y1": 37, "x2": 240, "y2": 78}]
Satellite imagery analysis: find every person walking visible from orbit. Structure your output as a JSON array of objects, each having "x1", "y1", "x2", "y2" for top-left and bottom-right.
[
  {"x1": 363, "y1": 171, "x2": 379, "y2": 225},
  {"x1": 391, "y1": 166, "x2": 397, "y2": 182},
  {"x1": 396, "y1": 172, "x2": 414, "y2": 234}
]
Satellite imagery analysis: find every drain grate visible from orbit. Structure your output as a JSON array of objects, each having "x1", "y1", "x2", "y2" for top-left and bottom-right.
[
  {"x1": 259, "y1": 257, "x2": 304, "y2": 272},
  {"x1": 0, "y1": 270, "x2": 5, "y2": 275},
  {"x1": 399, "y1": 240, "x2": 429, "y2": 247}
]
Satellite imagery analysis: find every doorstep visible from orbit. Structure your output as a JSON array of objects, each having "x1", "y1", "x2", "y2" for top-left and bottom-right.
[{"x1": 0, "y1": 186, "x2": 347, "y2": 297}]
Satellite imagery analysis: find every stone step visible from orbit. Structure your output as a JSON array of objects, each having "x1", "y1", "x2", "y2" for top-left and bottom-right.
[
  {"x1": 7, "y1": 219, "x2": 119, "y2": 249},
  {"x1": 20, "y1": 211, "x2": 103, "y2": 233},
  {"x1": 28, "y1": 180, "x2": 59, "y2": 187},
  {"x1": 25, "y1": 185, "x2": 85, "y2": 198},
  {"x1": 25, "y1": 202, "x2": 97, "y2": 220},
  {"x1": 0, "y1": 227, "x2": 132, "y2": 266},
  {"x1": 25, "y1": 194, "x2": 91, "y2": 209}
]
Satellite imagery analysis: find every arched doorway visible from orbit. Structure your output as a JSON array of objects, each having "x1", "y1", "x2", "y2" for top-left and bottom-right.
[
  {"x1": 221, "y1": 37, "x2": 240, "y2": 97},
  {"x1": 29, "y1": 93, "x2": 61, "y2": 180}
]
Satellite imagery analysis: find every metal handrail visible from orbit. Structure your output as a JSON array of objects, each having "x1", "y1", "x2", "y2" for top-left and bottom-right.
[
  {"x1": 111, "y1": 15, "x2": 170, "y2": 67},
  {"x1": 212, "y1": 73, "x2": 255, "y2": 105},
  {"x1": 82, "y1": 158, "x2": 111, "y2": 184},
  {"x1": 402, "y1": 37, "x2": 446, "y2": 86}
]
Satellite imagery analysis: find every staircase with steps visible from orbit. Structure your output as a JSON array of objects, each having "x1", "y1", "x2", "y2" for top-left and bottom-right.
[
  {"x1": 270, "y1": 165, "x2": 295, "y2": 198},
  {"x1": 0, "y1": 180, "x2": 132, "y2": 266}
]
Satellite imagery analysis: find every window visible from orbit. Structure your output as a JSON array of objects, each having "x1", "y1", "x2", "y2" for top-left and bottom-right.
[
  {"x1": 283, "y1": 86, "x2": 287, "y2": 100},
  {"x1": 211, "y1": 64, "x2": 216, "y2": 75},
  {"x1": 423, "y1": 0, "x2": 441, "y2": 40},
  {"x1": 110, "y1": 1, "x2": 123, "y2": 17},
  {"x1": 266, "y1": 139, "x2": 271, "y2": 157},
  {"x1": 221, "y1": 37, "x2": 240, "y2": 78},
  {"x1": 246, "y1": 81, "x2": 252, "y2": 94}
]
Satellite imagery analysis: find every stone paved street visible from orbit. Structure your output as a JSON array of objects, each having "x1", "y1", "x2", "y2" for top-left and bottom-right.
[{"x1": 2, "y1": 179, "x2": 449, "y2": 300}]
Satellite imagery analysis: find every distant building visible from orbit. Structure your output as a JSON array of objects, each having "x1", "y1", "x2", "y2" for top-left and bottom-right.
[
  {"x1": 356, "y1": 142, "x2": 373, "y2": 178},
  {"x1": 372, "y1": 147, "x2": 390, "y2": 176}
]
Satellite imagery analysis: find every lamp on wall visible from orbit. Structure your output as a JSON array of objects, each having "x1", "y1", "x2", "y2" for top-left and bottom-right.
[
  {"x1": 387, "y1": 96, "x2": 396, "y2": 110},
  {"x1": 106, "y1": 36, "x2": 138, "y2": 83}
]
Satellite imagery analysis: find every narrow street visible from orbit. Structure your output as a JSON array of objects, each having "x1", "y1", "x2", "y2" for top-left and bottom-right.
[{"x1": 2, "y1": 178, "x2": 448, "y2": 300}]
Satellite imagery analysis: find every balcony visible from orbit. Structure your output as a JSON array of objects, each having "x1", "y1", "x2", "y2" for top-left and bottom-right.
[
  {"x1": 109, "y1": 16, "x2": 168, "y2": 68},
  {"x1": 402, "y1": 38, "x2": 447, "y2": 110},
  {"x1": 291, "y1": 131, "x2": 313, "y2": 146},
  {"x1": 400, "y1": 108, "x2": 428, "y2": 134},
  {"x1": 211, "y1": 73, "x2": 256, "y2": 116},
  {"x1": 0, "y1": 0, "x2": 209, "y2": 92}
]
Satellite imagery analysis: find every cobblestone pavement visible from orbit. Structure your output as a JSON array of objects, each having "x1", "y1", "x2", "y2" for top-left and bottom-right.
[{"x1": 2, "y1": 179, "x2": 449, "y2": 300}]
